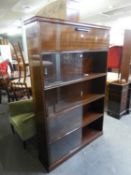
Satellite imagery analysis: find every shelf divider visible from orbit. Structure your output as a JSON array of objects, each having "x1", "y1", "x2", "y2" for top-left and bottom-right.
[
  {"x1": 48, "y1": 93, "x2": 105, "y2": 119},
  {"x1": 45, "y1": 73, "x2": 106, "y2": 90},
  {"x1": 48, "y1": 112, "x2": 103, "y2": 144}
]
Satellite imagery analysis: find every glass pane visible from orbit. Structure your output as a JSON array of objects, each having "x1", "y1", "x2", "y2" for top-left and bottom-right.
[
  {"x1": 48, "y1": 129, "x2": 82, "y2": 164},
  {"x1": 45, "y1": 77, "x2": 105, "y2": 117},
  {"x1": 42, "y1": 51, "x2": 107, "y2": 88},
  {"x1": 46, "y1": 98, "x2": 104, "y2": 143}
]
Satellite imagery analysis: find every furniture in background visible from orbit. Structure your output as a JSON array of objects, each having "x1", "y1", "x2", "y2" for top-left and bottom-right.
[
  {"x1": 10, "y1": 42, "x2": 29, "y2": 83},
  {"x1": 105, "y1": 72, "x2": 119, "y2": 103},
  {"x1": 0, "y1": 40, "x2": 31, "y2": 102},
  {"x1": 0, "y1": 78, "x2": 15, "y2": 103},
  {"x1": 106, "y1": 45, "x2": 122, "y2": 99},
  {"x1": 25, "y1": 16, "x2": 109, "y2": 171},
  {"x1": 107, "y1": 72, "x2": 120, "y2": 83},
  {"x1": 9, "y1": 99, "x2": 36, "y2": 148},
  {"x1": 105, "y1": 46, "x2": 122, "y2": 103},
  {"x1": 0, "y1": 60, "x2": 12, "y2": 76},
  {"x1": 120, "y1": 30, "x2": 131, "y2": 82},
  {"x1": 120, "y1": 30, "x2": 131, "y2": 115},
  {"x1": 10, "y1": 42, "x2": 32, "y2": 100},
  {"x1": 107, "y1": 81, "x2": 129, "y2": 118},
  {"x1": 0, "y1": 67, "x2": 15, "y2": 103},
  {"x1": 107, "y1": 46, "x2": 122, "y2": 72},
  {"x1": 127, "y1": 83, "x2": 131, "y2": 113},
  {"x1": 0, "y1": 65, "x2": 31, "y2": 103},
  {"x1": 107, "y1": 30, "x2": 131, "y2": 118},
  {"x1": 10, "y1": 81, "x2": 31, "y2": 101},
  {"x1": 11, "y1": 42, "x2": 29, "y2": 83}
]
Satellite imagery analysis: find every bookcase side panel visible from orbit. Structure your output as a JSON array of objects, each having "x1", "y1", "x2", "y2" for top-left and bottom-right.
[{"x1": 26, "y1": 21, "x2": 50, "y2": 167}]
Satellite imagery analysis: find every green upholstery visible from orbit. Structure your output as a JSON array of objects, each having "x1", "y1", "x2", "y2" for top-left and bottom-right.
[
  {"x1": 9, "y1": 99, "x2": 36, "y2": 141},
  {"x1": 9, "y1": 99, "x2": 33, "y2": 116}
]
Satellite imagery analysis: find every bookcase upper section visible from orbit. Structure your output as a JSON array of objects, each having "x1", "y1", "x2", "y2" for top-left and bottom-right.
[{"x1": 25, "y1": 16, "x2": 109, "y2": 52}]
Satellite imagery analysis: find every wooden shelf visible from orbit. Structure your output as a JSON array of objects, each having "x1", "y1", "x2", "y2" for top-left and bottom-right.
[
  {"x1": 45, "y1": 73, "x2": 106, "y2": 90},
  {"x1": 41, "y1": 49, "x2": 108, "y2": 55},
  {"x1": 49, "y1": 128, "x2": 102, "y2": 171},
  {"x1": 83, "y1": 112, "x2": 103, "y2": 127},
  {"x1": 82, "y1": 128, "x2": 101, "y2": 146},
  {"x1": 48, "y1": 112, "x2": 103, "y2": 144},
  {"x1": 48, "y1": 94, "x2": 105, "y2": 118}
]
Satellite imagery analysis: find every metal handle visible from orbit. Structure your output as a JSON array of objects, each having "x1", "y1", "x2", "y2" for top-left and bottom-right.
[{"x1": 75, "y1": 27, "x2": 91, "y2": 32}]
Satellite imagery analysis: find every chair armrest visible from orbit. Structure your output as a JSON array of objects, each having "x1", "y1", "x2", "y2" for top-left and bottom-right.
[{"x1": 22, "y1": 113, "x2": 35, "y2": 123}]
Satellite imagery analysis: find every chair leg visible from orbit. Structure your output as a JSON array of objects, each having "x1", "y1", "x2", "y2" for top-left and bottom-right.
[
  {"x1": 0, "y1": 90, "x2": 1, "y2": 104},
  {"x1": 23, "y1": 141, "x2": 27, "y2": 149},
  {"x1": 10, "y1": 124, "x2": 15, "y2": 134},
  {"x1": 7, "y1": 92, "x2": 10, "y2": 102}
]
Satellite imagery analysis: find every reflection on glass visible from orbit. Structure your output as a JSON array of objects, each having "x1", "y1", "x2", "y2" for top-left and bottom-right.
[
  {"x1": 47, "y1": 97, "x2": 104, "y2": 144},
  {"x1": 42, "y1": 51, "x2": 107, "y2": 88},
  {"x1": 42, "y1": 52, "x2": 90, "y2": 87},
  {"x1": 45, "y1": 77, "x2": 105, "y2": 116},
  {"x1": 48, "y1": 128, "x2": 82, "y2": 164}
]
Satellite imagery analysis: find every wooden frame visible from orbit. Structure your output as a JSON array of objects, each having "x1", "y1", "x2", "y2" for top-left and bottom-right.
[{"x1": 25, "y1": 16, "x2": 109, "y2": 171}]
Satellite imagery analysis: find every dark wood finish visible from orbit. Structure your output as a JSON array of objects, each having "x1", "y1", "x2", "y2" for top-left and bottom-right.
[
  {"x1": 120, "y1": 30, "x2": 131, "y2": 115},
  {"x1": 39, "y1": 23, "x2": 109, "y2": 51},
  {"x1": 25, "y1": 16, "x2": 109, "y2": 171},
  {"x1": 127, "y1": 83, "x2": 131, "y2": 113},
  {"x1": 59, "y1": 25, "x2": 109, "y2": 51},
  {"x1": 121, "y1": 30, "x2": 131, "y2": 82},
  {"x1": 45, "y1": 73, "x2": 106, "y2": 90},
  {"x1": 47, "y1": 94, "x2": 105, "y2": 119},
  {"x1": 47, "y1": 112, "x2": 103, "y2": 144},
  {"x1": 107, "y1": 30, "x2": 131, "y2": 118},
  {"x1": 49, "y1": 129, "x2": 102, "y2": 171},
  {"x1": 25, "y1": 23, "x2": 50, "y2": 167},
  {"x1": 107, "y1": 81, "x2": 129, "y2": 119},
  {"x1": 47, "y1": 97, "x2": 104, "y2": 144},
  {"x1": 24, "y1": 16, "x2": 110, "y2": 30}
]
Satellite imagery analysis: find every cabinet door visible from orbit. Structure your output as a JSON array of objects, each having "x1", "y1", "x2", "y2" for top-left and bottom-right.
[
  {"x1": 40, "y1": 22, "x2": 58, "y2": 51},
  {"x1": 46, "y1": 106, "x2": 82, "y2": 143},
  {"x1": 59, "y1": 25, "x2": 109, "y2": 51}
]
